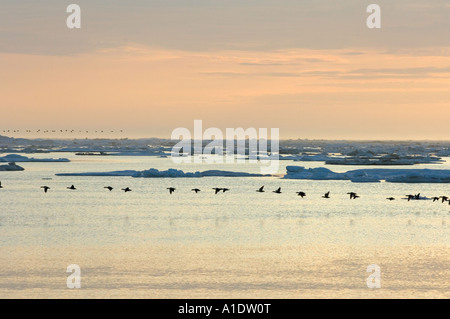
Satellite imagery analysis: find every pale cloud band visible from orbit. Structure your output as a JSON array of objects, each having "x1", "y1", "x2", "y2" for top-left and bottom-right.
[{"x1": 0, "y1": 0, "x2": 449, "y2": 55}]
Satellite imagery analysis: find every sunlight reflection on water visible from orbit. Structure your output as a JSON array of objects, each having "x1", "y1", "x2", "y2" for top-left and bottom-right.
[{"x1": 0, "y1": 154, "x2": 449, "y2": 298}]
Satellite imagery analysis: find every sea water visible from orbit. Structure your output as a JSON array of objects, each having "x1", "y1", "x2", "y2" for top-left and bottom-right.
[{"x1": 0, "y1": 153, "x2": 449, "y2": 298}]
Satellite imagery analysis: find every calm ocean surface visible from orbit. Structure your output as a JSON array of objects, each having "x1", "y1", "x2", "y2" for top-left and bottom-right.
[{"x1": 1, "y1": 153, "x2": 449, "y2": 298}]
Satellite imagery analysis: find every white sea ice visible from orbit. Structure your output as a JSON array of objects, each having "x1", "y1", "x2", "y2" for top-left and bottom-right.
[{"x1": 284, "y1": 166, "x2": 450, "y2": 183}]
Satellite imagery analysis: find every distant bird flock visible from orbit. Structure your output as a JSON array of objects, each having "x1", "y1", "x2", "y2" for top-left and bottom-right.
[
  {"x1": 2, "y1": 129, "x2": 124, "y2": 134},
  {"x1": 0, "y1": 181, "x2": 449, "y2": 205}
]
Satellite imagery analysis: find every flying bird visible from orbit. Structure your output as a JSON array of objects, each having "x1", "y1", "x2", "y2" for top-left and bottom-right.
[
  {"x1": 322, "y1": 192, "x2": 330, "y2": 199},
  {"x1": 296, "y1": 191, "x2": 306, "y2": 198},
  {"x1": 347, "y1": 192, "x2": 359, "y2": 199},
  {"x1": 191, "y1": 188, "x2": 201, "y2": 193},
  {"x1": 167, "y1": 187, "x2": 176, "y2": 194},
  {"x1": 104, "y1": 186, "x2": 114, "y2": 191},
  {"x1": 256, "y1": 186, "x2": 265, "y2": 193},
  {"x1": 67, "y1": 185, "x2": 76, "y2": 190},
  {"x1": 41, "y1": 186, "x2": 50, "y2": 193},
  {"x1": 273, "y1": 187, "x2": 282, "y2": 194},
  {"x1": 212, "y1": 188, "x2": 222, "y2": 194},
  {"x1": 432, "y1": 197, "x2": 440, "y2": 202},
  {"x1": 440, "y1": 196, "x2": 448, "y2": 203},
  {"x1": 121, "y1": 187, "x2": 132, "y2": 192},
  {"x1": 222, "y1": 188, "x2": 230, "y2": 193},
  {"x1": 386, "y1": 197, "x2": 395, "y2": 201}
]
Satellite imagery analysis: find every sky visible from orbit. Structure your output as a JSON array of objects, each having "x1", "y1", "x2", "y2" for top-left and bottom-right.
[{"x1": 0, "y1": 0, "x2": 449, "y2": 140}]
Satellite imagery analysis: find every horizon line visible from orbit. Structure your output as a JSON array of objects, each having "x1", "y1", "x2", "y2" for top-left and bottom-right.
[{"x1": 1, "y1": 134, "x2": 450, "y2": 143}]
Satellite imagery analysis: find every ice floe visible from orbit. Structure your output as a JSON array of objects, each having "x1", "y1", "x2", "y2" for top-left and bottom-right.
[
  {"x1": 134, "y1": 168, "x2": 201, "y2": 178},
  {"x1": 0, "y1": 154, "x2": 70, "y2": 162},
  {"x1": 56, "y1": 168, "x2": 270, "y2": 178},
  {"x1": 0, "y1": 162, "x2": 24, "y2": 171},
  {"x1": 56, "y1": 170, "x2": 138, "y2": 177},
  {"x1": 284, "y1": 166, "x2": 450, "y2": 183}
]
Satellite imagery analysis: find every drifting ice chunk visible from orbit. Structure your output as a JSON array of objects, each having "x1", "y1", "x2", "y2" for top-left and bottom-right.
[
  {"x1": 57, "y1": 168, "x2": 270, "y2": 178},
  {"x1": 0, "y1": 162, "x2": 24, "y2": 171},
  {"x1": 135, "y1": 168, "x2": 202, "y2": 178},
  {"x1": 0, "y1": 154, "x2": 69, "y2": 162},
  {"x1": 284, "y1": 166, "x2": 450, "y2": 183}
]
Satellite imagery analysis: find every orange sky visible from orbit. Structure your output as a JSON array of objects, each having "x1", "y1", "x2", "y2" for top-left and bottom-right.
[
  {"x1": 0, "y1": 1, "x2": 449, "y2": 140},
  {"x1": 1, "y1": 46, "x2": 449, "y2": 140}
]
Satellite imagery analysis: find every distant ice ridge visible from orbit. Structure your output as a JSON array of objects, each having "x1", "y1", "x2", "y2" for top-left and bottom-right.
[
  {"x1": 324, "y1": 154, "x2": 442, "y2": 165},
  {"x1": 385, "y1": 171, "x2": 450, "y2": 183},
  {"x1": 0, "y1": 162, "x2": 24, "y2": 171},
  {"x1": 0, "y1": 154, "x2": 70, "y2": 162},
  {"x1": 56, "y1": 168, "x2": 270, "y2": 178},
  {"x1": 283, "y1": 166, "x2": 347, "y2": 180},
  {"x1": 278, "y1": 154, "x2": 443, "y2": 165},
  {"x1": 134, "y1": 168, "x2": 268, "y2": 178},
  {"x1": 134, "y1": 168, "x2": 201, "y2": 178},
  {"x1": 279, "y1": 154, "x2": 331, "y2": 161},
  {"x1": 284, "y1": 166, "x2": 450, "y2": 183},
  {"x1": 56, "y1": 170, "x2": 138, "y2": 177},
  {"x1": 74, "y1": 151, "x2": 168, "y2": 157}
]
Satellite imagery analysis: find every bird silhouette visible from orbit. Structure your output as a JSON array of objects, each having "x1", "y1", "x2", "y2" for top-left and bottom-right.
[
  {"x1": 0, "y1": 181, "x2": 3, "y2": 189},
  {"x1": 406, "y1": 195, "x2": 415, "y2": 201},
  {"x1": 296, "y1": 191, "x2": 306, "y2": 198},
  {"x1": 222, "y1": 188, "x2": 230, "y2": 193},
  {"x1": 440, "y1": 196, "x2": 448, "y2": 203},
  {"x1": 256, "y1": 186, "x2": 265, "y2": 193},
  {"x1": 191, "y1": 188, "x2": 201, "y2": 193},
  {"x1": 273, "y1": 187, "x2": 282, "y2": 194},
  {"x1": 432, "y1": 197, "x2": 440, "y2": 202},
  {"x1": 212, "y1": 188, "x2": 222, "y2": 194},
  {"x1": 67, "y1": 185, "x2": 76, "y2": 190},
  {"x1": 167, "y1": 187, "x2": 176, "y2": 194},
  {"x1": 121, "y1": 187, "x2": 132, "y2": 192},
  {"x1": 104, "y1": 186, "x2": 113, "y2": 191},
  {"x1": 41, "y1": 186, "x2": 50, "y2": 193},
  {"x1": 347, "y1": 192, "x2": 359, "y2": 199},
  {"x1": 322, "y1": 192, "x2": 330, "y2": 198},
  {"x1": 386, "y1": 197, "x2": 395, "y2": 201}
]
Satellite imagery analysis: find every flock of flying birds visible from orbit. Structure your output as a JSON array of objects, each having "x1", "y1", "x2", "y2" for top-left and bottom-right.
[
  {"x1": 0, "y1": 181, "x2": 449, "y2": 204},
  {"x1": 2, "y1": 130, "x2": 123, "y2": 134}
]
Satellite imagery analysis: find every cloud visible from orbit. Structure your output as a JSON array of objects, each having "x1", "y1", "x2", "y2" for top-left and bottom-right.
[
  {"x1": 1, "y1": 43, "x2": 450, "y2": 140},
  {"x1": 0, "y1": 0, "x2": 450, "y2": 55},
  {"x1": 201, "y1": 65, "x2": 450, "y2": 80}
]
